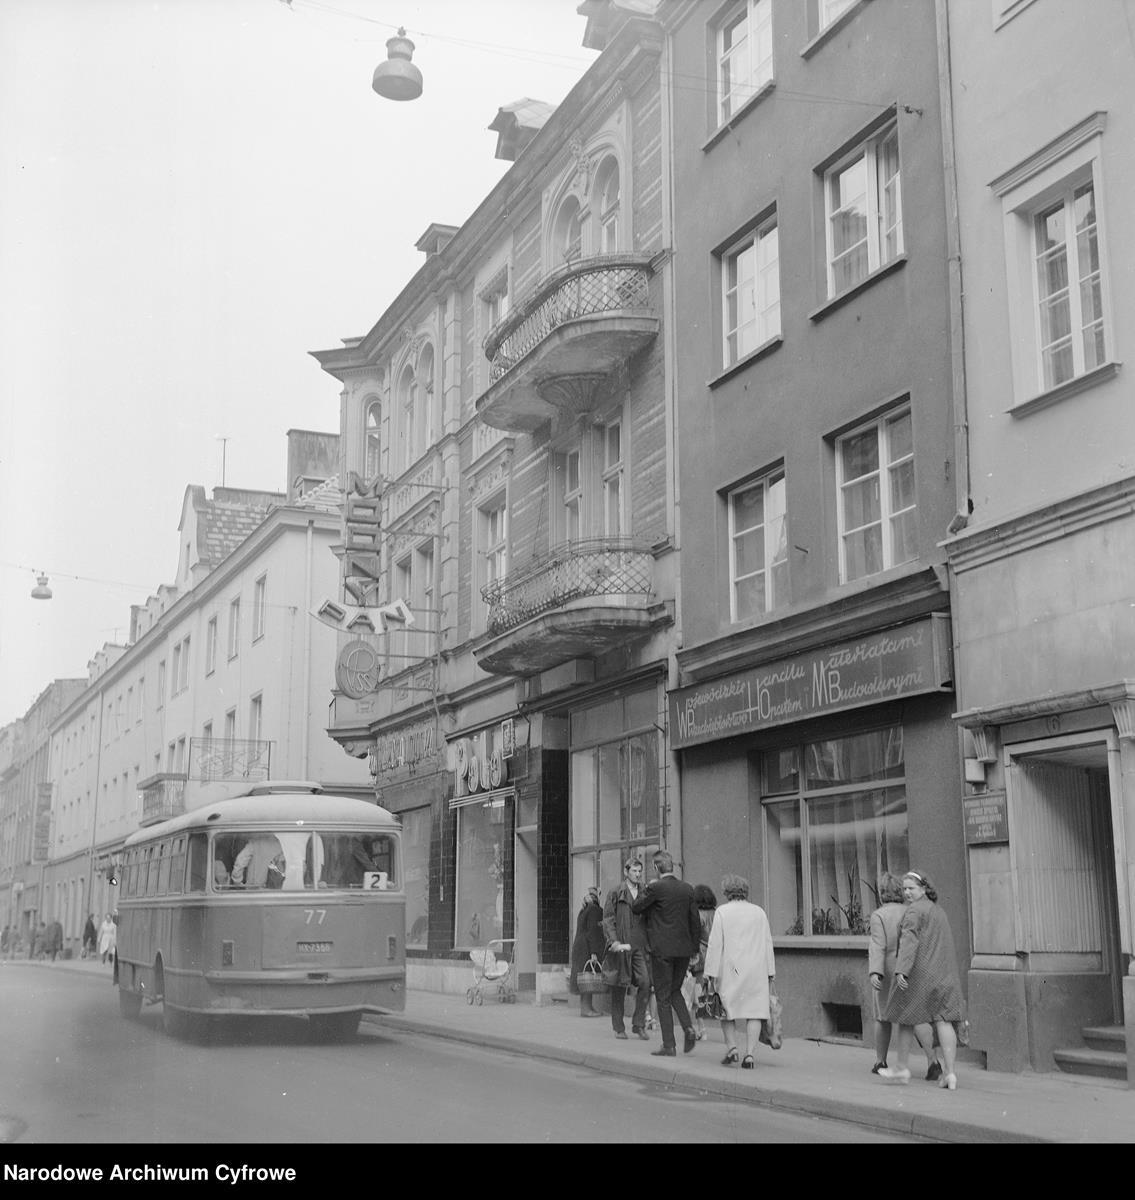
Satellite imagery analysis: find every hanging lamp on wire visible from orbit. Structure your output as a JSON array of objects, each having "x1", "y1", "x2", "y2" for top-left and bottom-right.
[
  {"x1": 372, "y1": 27, "x2": 423, "y2": 101},
  {"x1": 31, "y1": 572, "x2": 53, "y2": 600}
]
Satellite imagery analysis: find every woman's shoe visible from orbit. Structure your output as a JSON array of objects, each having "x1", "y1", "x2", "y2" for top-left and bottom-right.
[
  {"x1": 877, "y1": 1066, "x2": 911, "y2": 1084},
  {"x1": 939, "y1": 1072, "x2": 957, "y2": 1090},
  {"x1": 925, "y1": 1061, "x2": 942, "y2": 1082},
  {"x1": 741, "y1": 1055, "x2": 755, "y2": 1070},
  {"x1": 721, "y1": 1048, "x2": 739, "y2": 1065},
  {"x1": 871, "y1": 1061, "x2": 887, "y2": 1075}
]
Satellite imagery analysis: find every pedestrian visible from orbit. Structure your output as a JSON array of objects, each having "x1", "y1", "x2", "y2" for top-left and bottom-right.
[
  {"x1": 877, "y1": 870, "x2": 965, "y2": 1090},
  {"x1": 688, "y1": 884, "x2": 717, "y2": 1041},
  {"x1": 46, "y1": 918, "x2": 64, "y2": 961},
  {"x1": 0, "y1": 925, "x2": 9, "y2": 960},
  {"x1": 601, "y1": 857, "x2": 652, "y2": 1041},
  {"x1": 568, "y1": 885, "x2": 605, "y2": 1018},
  {"x1": 98, "y1": 912, "x2": 117, "y2": 964},
  {"x1": 82, "y1": 913, "x2": 98, "y2": 959},
  {"x1": 703, "y1": 874, "x2": 775, "y2": 1070},
  {"x1": 631, "y1": 849, "x2": 702, "y2": 1057},
  {"x1": 868, "y1": 872, "x2": 939, "y2": 1079},
  {"x1": 32, "y1": 921, "x2": 46, "y2": 960}
]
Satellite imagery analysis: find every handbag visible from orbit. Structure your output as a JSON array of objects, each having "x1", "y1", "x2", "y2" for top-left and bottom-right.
[
  {"x1": 576, "y1": 959, "x2": 608, "y2": 994},
  {"x1": 702, "y1": 979, "x2": 726, "y2": 1021},
  {"x1": 600, "y1": 949, "x2": 624, "y2": 988},
  {"x1": 758, "y1": 993, "x2": 783, "y2": 1050}
]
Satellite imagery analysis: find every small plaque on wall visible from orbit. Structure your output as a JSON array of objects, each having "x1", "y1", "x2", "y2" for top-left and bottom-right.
[{"x1": 963, "y1": 791, "x2": 1008, "y2": 845}]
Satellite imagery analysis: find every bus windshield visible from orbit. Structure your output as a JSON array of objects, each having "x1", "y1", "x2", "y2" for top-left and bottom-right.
[{"x1": 210, "y1": 831, "x2": 397, "y2": 892}]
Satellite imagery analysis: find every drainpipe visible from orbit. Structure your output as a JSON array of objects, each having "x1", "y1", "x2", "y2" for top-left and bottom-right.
[
  {"x1": 83, "y1": 693, "x2": 106, "y2": 922},
  {"x1": 936, "y1": 0, "x2": 972, "y2": 538},
  {"x1": 302, "y1": 519, "x2": 314, "y2": 779}
]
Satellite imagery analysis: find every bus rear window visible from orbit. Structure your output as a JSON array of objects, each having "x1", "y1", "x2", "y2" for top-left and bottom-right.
[{"x1": 211, "y1": 831, "x2": 397, "y2": 892}]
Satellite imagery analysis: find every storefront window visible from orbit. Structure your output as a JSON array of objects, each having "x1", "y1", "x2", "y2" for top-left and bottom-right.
[
  {"x1": 455, "y1": 797, "x2": 510, "y2": 949},
  {"x1": 402, "y1": 806, "x2": 431, "y2": 947},
  {"x1": 762, "y1": 726, "x2": 908, "y2": 936}
]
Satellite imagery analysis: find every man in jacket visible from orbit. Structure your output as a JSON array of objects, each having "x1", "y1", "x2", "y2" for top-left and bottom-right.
[
  {"x1": 632, "y1": 850, "x2": 702, "y2": 1056},
  {"x1": 602, "y1": 857, "x2": 652, "y2": 1041}
]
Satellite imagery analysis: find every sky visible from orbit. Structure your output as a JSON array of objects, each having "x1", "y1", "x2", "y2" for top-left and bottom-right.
[{"x1": 0, "y1": 0, "x2": 597, "y2": 728}]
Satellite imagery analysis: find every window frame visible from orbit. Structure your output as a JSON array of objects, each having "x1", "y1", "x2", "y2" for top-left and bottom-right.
[
  {"x1": 227, "y1": 597, "x2": 241, "y2": 660},
  {"x1": 727, "y1": 467, "x2": 789, "y2": 622},
  {"x1": 834, "y1": 406, "x2": 916, "y2": 584},
  {"x1": 205, "y1": 616, "x2": 217, "y2": 675},
  {"x1": 715, "y1": 0, "x2": 774, "y2": 127},
  {"x1": 823, "y1": 120, "x2": 903, "y2": 299},
  {"x1": 721, "y1": 214, "x2": 781, "y2": 368},
  {"x1": 252, "y1": 574, "x2": 267, "y2": 642},
  {"x1": 249, "y1": 694, "x2": 263, "y2": 745}
]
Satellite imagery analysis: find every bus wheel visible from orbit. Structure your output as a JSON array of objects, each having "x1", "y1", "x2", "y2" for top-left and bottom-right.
[
  {"x1": 118, "y1": 988, "x2": 143, "y2": 1020},
  {"x1": 309, "y1": 1011, "x2": 361, "y2": 1042}
]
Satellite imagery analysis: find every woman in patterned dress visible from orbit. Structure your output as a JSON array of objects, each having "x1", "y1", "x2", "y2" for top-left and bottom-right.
[{"x1": 877, "y1": 870, "x2": 964, "y2": 1090}]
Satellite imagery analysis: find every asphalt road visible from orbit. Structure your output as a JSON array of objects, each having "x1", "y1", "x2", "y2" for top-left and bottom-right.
[{"x1": 0, "y1": 965, "x2": 923, "y2": 1144}]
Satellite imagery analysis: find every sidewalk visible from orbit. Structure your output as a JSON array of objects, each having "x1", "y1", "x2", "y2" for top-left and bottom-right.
[{"x1": 15, "y1": 954, "x2": 1133, "y2": 1143}]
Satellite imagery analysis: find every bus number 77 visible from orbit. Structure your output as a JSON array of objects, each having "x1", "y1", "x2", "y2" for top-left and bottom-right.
[{"x1": 303, "y1": 909, "x2": 327, "y2": 925}]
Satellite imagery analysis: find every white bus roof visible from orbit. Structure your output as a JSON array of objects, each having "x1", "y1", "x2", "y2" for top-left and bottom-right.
[{"x1": 123, "y1": 790, "x2": 399, "y2": 847}]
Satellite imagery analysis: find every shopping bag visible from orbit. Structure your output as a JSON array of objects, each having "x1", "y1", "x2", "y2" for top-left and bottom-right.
[{"x1": 759, "y1": 993, "x2": 783, "y2": 1050}]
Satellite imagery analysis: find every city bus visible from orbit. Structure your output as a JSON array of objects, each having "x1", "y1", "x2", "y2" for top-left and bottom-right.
[{"x1": 114, "y1": 782, "x2": 405, "y2": 1040}]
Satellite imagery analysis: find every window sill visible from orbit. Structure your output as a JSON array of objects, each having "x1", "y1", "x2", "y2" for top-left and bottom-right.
[
  {"x1": 252, "y1": 634, "x2": 264, "y2": 645},
  {"x1": 773, "y1": 935, "x2": 868, "y2": 950},
  {"x1": 808, "y1": 254, "x2": 907, "y2": 323},
  {"x1": 702, "y1": 80, "x2": 776, "y2": 153},
  {"x1": 800, "y1": 0, "x2": 872, "y2": 60},
  {"x1": 1008, "y1": 360, "x2": 1121, "y2": 418},
  {"x1": 994, "y1": 0, "x2": 1040, "y2": 30},
  {"x1": 708, "y1": 335, "x2": 784, "y2": 389}
]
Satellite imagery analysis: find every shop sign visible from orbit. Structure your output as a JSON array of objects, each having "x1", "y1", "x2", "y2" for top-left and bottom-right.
[
  {"x1": 32, "y1": 783, "x2": 52, "y2": 863},
  {"x1": 453, "y1": 729, "x2": 510, "y2": 797},
  {"x1": 372, "y1": 720, "x2": 440, "y2": 778},
  {"x1": 669, "y1": 615, "x2": 952, "y2": 750},
  {"x1": 963, "y1": 791, "x2": 1009, "y2": 845}
]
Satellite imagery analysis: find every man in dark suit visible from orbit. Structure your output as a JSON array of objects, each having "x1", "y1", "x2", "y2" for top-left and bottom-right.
[{"x1": 631, "y1": 849, "x2": 702, "y2": 1056}]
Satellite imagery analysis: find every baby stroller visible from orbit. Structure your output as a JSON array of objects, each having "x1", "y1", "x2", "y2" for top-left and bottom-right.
[{"x1": 466, "y1": 939, "x2": 516, "y2": 1005}]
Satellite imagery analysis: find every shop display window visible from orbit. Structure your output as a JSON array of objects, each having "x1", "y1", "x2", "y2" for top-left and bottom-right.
[
  {"x1": 402, "y1": 806, "x2": 431, "y2": 948},
  {"x1": 455, "y1": 797, "x2": 510, "y2": 949},
  {"x1": 762, "y1": 725, "x2": 908, "y2": 936}
]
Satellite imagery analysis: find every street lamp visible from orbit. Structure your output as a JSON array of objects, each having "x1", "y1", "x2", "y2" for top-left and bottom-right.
[
  {"x1": 31, "y1": 572, "x2": 52, "y2": 600},
  {"x1": 372, "y1": 27, "x2": 423, "y2": 101}
]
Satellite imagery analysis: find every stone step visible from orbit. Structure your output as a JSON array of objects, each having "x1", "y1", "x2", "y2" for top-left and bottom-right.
[
  {"x1": 1052, "y1": 1046, "x2": 1128, "y2": 1081},
  {"x1": 1082, "y1": 1025, "x2": 1125, "y2": 1052}
]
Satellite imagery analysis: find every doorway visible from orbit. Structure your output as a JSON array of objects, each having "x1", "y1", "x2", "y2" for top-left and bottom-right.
[{"x1": 1006, "y1": 732, "x2": 1125, "y2": 1021}]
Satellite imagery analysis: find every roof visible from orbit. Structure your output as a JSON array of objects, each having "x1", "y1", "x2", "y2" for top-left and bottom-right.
[
  {"x1": 196, "y1": 487, "x2": 284, "y2": 567},
  {"x1": 488, "y1": 98, "x2": 556, "y2": 161},
  {"x1": 292, "y1": 475, "x2": 344, "y2": 515},
  {"x1": 124, "y1": 790, "x2": 398, "y2": 846}
]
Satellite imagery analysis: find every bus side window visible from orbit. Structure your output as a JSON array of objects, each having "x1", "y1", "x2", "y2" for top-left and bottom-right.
[
  {"x1": 157, "y1": 841, "x2": 171, "y2": 895},
  {"x1": 187, "y1": 834, "x2": 208, "y2": 892}
]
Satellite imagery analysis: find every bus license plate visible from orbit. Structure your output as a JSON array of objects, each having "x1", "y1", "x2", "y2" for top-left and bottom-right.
[{"x1": 297, "y1": 941, "x2": 332, "y2": 953}]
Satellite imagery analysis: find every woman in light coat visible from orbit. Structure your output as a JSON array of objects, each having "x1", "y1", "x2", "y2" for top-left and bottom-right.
[
  {"x1": 98, "y1": 913, "x2": 117, "y2": 964},
  {"x1": 703, "y1": 874, "x2": 775, "y2": 1070}
]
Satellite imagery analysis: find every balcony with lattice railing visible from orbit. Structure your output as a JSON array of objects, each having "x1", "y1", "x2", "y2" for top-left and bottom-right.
[
  {"x1": 139, "y1": 774, "x2": 186, "y2": 827},
  {"x1": 476, "y1": 254, "x2": 659, "y2": 432},
  {"x1": 474, "y1": 538, "x2": 667, "y2": 676}
]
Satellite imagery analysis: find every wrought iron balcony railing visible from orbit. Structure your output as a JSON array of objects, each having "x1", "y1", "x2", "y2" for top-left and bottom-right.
[
  {"x1": 140, "y1": 774, "x2": 186, "y2": 826},
  {"x1": 189, "y1": 737, "x2": 272, "y2": 783},
  {"x1": 484, "y1": 254, "x2": 654, "y2": 385},
  {"x1": 481, "y1": 538, "x2": 655, "y2": 636}
]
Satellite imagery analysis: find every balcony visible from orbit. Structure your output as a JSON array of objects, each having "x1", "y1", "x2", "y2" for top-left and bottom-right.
[
  {"x1": 477, "y1": 254, "x2": 660, "y2": 432},
  {"x1": 474, "y1": 538, "x2": 665, "y2": 677},
  {"x1": 139, "y1": 774, "x2": 186, "y2": 827},
  {"x1": 188, "y1": 737, "x2": 272, "y2": 782}
]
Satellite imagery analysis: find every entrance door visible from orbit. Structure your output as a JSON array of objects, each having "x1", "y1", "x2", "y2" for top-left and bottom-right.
[{"x1": 1007, "y1": 738, "x2": 1123, "y2": 1021}]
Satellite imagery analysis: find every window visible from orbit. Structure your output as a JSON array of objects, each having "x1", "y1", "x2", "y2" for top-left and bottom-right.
[
  {"x1": 602, "y1": 421, "x2": 624, "y2": 537},
  {"x1": 723, "y1": 217, "x2": 780, "y2": 366},
  {"x1": 818, "y1": 0, "x2": 856, "y2": 29},
  {"x1": 836, "y1": 408, "x2": 915, "y2": 582},
  {"x1": 136, "y1": 678, "x2": 144, "y2": 723},
  {"x1": 763, "y1": 726, "x2": 908, "y2": 936},
  {"x1": 1033, "y1": 183, "x2": 1105, "y2": 391},
  {"x1": 170, "y1": 644, "x2": 180, "y2": 698},
  {"x1": 729, "y1": 469, "x2": 789, "y2": 620},
  {"x1": 205, "y1": 616, "x2": 217, "y2": 674},
  {"x1": 364, "y1": 400, "x2": 382, "y2": 481},
  {"x1": 403, "y1": 806, "x2": 432, "y2": 948},
  {"x1": 202, "y1": 720, "x2": 213, "y2": 743},
  {"x1": 253, "y1": 575, "x2": 267, "y2": 641},
  {"x1": 825, "y1": 122, "x2": 902, "y2": 297},
  {"x1": 994, "y1": 114, "x2": 1113, "y2": 410},
  {"x1": 396, "y1": 345, "x2": 433, "y2": 474},
  {"x1": 716, "y1": 0, "x2": 773, "y2": 125},
  {"x1": 228, "y1": 597, "x2": 240, "y2": 659},
  {"x1": 562, "y1": 449, "x2": 581, "y2": 543},
  {"x1": 480, "y1": 496, "x2": 508, "y2": 589},
  {"x1": 595, "y1": 158, "x2": 620, "y2": 254},
  {"x1": 224, "y1": 708, "x2": 236, "y2": 742},
  {"x1": 170, "y1": 636, "x2": 190, "y2": 694},
  {"x1": 156, "y1": 661, "x2": 166, "y2": 708},
  {"x1": 482, "y1": 269, "x2": 510, "y2": 335},
  {"x1": 455, "y1": 797, "x2": 510, "y2": 949},
  {"x1": 554, "y1": 196, "x2": 582, "y2": 264},
  {"x1": 249, "y1": 695, "x2": 263, "y2": 745}
]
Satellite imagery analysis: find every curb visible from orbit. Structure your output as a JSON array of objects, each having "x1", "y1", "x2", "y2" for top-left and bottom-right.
[{"x1": 361, "y1": 1013, "x2": 1050, "y2": 1144}]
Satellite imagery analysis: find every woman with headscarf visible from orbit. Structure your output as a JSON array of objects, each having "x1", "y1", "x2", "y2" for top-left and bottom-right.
[
  {"x1": 877, "y1": 870, "x2": 965, "y2": 1090},
  {"x1": 569, "y1": 885, "x2": 606, "y2": 1018},
  {"x1": 703, "y1": 874, "x2": 775, "y2": 1070},
  {"x1": 98, "y1": 913, "x2": 117, "y2": 965},
  {"x1": 868, "y1": 872, "x2": 939, "y2": 1079}
]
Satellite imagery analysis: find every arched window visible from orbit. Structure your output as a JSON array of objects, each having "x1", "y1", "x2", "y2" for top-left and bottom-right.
[
  {"x1": 595, "y1": 158, "x2": 620, "y2": 254},
  {"x1": 364, "y1": 400, "x2": 381, "y2": 480},
  {"x1": 554, "y1": 196, "x2": 582, "y2": 264},
  {"x1": 397, "y1": 364, "x2": 418, "y2": 473}
]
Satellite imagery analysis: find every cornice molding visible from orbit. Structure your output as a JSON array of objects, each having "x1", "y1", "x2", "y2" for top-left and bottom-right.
[{"x1": 989, "y1": 111, "x2": 1108, "y2": 198}]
